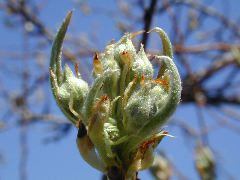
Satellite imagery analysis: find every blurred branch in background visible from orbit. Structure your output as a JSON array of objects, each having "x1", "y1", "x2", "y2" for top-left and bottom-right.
[
  {"x1": 150, "y1": 152, "x2": 172, "y2": 180},
  {"x1": 195, "y1": 145, "x2": 215, "y2": 180},
  {"x1": 0, "y1": 0, "x2": 240, "y2": 179}
]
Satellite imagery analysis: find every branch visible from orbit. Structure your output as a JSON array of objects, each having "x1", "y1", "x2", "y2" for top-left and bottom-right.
[
  {"x1": 175, "y1": 43, "x2": 240, "y2": 54},
  {"x1": 140, "y1": 0, "x2": 158, "y2": 49}
]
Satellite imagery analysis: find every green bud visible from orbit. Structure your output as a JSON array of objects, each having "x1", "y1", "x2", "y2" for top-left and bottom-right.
[
  {"x1": 124, "y1": 81, "x2": 168, "y2": 133},
  {"x1": 59, "y1": 64, "x2": 89, "y2": 112},
  {"x1": 50, "y1": 11, "x2": 182, "y2": 179},
  {"x1": 50, "y1": 11, "x2": 89, "y2": 125}
]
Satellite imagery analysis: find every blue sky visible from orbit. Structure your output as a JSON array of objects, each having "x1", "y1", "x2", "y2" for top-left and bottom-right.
[{"x1": 0, "y1": 0, "x2": 240, "y2": 180}]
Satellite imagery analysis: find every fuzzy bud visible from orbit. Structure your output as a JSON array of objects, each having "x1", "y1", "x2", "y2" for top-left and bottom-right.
[{"x1": 50, "y1": 11, "x2": 181, "y2": 179}]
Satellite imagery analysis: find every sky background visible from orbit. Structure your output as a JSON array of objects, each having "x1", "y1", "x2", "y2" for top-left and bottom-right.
[{"x1": 0, "y1": 0, "x2": 240, "y2": 180}]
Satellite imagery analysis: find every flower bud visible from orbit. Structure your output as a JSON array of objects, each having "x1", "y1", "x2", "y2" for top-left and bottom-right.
[
  {"x1": 50, "y1": 11, "x2": 181, "y2": 179},
  {"x1": 124, "y1": 81, "x2": 168, "y2": 133},
  {"x1": 50, "y1": 11, "x2": 89, "y2": 125},
  {"x1": 59, "y1": 64, "x2": 89, "y2": 111}
]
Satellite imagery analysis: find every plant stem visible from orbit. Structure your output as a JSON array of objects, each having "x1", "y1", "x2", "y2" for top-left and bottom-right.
[{"x1": 107, "y1": 166, "x2": 124, "y2": 180}]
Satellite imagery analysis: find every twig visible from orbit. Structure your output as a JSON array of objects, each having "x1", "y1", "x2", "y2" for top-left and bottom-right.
[{"x1": 140, "y1": 0, "x2": 158, "y2": 49}]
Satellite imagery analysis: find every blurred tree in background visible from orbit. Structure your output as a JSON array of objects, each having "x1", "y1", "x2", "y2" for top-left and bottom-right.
[{"x1": 0, "y1": 0, "x2": 240, "y2": 180}]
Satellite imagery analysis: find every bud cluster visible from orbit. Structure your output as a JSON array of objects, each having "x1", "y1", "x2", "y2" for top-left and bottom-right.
[{"x1": 50, "y1": 12, "x2": 181, "y2": 179}]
